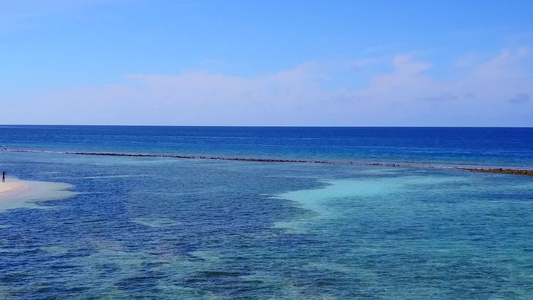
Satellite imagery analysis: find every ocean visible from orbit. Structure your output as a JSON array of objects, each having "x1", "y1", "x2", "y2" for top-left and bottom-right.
[{"x1": 0, "y1": 126, "x2": 532, "y2": 299}]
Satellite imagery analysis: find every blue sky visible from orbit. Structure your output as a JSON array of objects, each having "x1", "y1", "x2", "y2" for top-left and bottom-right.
[{"x1": 1, "y1": 0, "x2": 532, "y2": 126}]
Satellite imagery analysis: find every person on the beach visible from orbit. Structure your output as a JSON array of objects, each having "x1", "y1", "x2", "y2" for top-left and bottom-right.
[{"x1": 2, "y1": 171, "x2": 5, "y2": 183}]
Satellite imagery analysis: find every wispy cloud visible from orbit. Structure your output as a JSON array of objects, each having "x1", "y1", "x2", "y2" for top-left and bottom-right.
[
  {"x1": 452, "y1": 53, "x2": 481, "y2": 68},
  {"x1": 509, "y1": 93, "x2": 530, "y2": 104},
  {"x1": 2, "y1": 48, "x2": 532, "y2": 126}
]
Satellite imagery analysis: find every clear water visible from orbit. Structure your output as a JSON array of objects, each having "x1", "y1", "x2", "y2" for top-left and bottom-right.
[{"x1": 0, "y1": 126, "x2": 532, "y2": 299}]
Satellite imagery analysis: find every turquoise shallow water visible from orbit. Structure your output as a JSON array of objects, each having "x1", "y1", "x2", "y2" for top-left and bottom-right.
[{"x1": 0, "y1": 126, "x2": 532, "y2": 299}]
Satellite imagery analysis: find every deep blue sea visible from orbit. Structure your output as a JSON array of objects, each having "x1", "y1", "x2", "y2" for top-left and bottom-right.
[{"x1": 0, "y1": 126, "x2": 532, "y2": 299}]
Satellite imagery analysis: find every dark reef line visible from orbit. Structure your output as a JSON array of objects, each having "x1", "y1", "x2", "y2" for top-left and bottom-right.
[
  {"x1": 8, "y1": 149, "x2": 533, "y2": 177},
  {"x1": 67, "y1": 151, "x2": 533, "y2": 177},
  {"x1": 457, "y1": 167, "x2": 533, "y2": 176}
]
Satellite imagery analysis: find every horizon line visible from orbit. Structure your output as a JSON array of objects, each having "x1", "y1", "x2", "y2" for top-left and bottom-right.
[{"x1": 0, "y1": 124, "x2": 532, "y2": 129}]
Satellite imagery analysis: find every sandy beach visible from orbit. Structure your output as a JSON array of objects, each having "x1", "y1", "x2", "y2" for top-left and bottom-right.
[{"x1": 0, "y1": 182, "x2": 28, "y2": 196}]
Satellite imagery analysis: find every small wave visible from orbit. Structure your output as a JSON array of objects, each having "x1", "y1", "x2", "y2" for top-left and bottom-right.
[{"x1": 131, "y1": 217, "x2": 182, "y2": 228}]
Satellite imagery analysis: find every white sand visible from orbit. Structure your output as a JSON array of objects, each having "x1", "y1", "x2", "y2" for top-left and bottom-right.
[
  {"x1": 0, "y1": 182, "x2": 28, "y2": 196},
  {"x1": 0, "y1": 180, "x2": 76, "y2": 212}
]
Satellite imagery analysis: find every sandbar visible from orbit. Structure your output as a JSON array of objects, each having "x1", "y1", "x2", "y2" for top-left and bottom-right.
[
  {"x1": 0, "y1": 182, "x2": 28, "y2": 196},
  {"x1": 0, "y1": 179, "x2": 76, "y2": 211}
]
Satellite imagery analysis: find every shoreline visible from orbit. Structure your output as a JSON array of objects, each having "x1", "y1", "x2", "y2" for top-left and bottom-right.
[{"x1": 0, "y1": 182, "x2": 28, "y2": 196}]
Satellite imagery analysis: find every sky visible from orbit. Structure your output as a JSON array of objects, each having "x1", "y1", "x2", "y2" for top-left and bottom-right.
[{"x1": 1, "y1": 0, "x2": 532, "y2": 126}]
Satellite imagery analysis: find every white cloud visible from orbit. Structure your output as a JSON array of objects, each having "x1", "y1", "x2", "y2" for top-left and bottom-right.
[
  {"x1": 471, "y1": 47, "x2": 528, "y2": 80},
  {"x1": 2, "y1": 48, "x2": 532, "y2": 126},
  {"x1": 452, "y1": 53, "x2": 481, "y2": 68}
]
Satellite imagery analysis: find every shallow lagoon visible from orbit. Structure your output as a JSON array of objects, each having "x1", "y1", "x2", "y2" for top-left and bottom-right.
[
  {"x1": 1, "y1": 150, "x2": 532, "y2": 299},
  {"x1": 0, "y1": 126, "x2": 532, "y2": 299}
]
